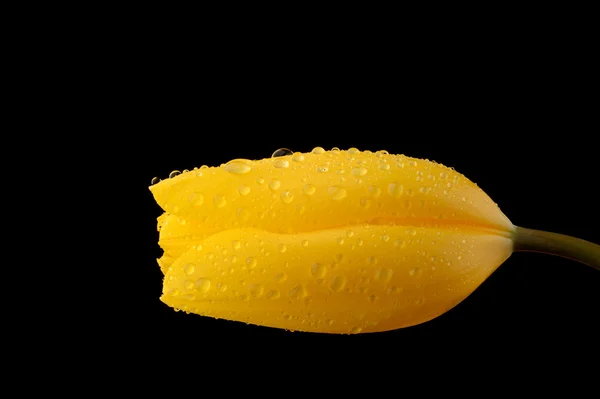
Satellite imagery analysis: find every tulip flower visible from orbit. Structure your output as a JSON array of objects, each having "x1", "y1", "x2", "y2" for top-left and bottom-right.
[{"x1": 149, "y1": 147, "x2": 599, "y2": 334}]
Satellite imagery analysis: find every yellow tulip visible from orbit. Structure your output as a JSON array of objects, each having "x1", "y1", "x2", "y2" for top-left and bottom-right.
[{"x1": 149, "y1": 147, "x2": 599, "y2": 334}]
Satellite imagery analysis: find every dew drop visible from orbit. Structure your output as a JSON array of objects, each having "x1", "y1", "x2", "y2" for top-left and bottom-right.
[
  {"x1": 349, "y1": 326, "x2": 363, "y2": 334},
  {"x1": 369, "y1": 186, "x2": 381, "y2": 197},
  {"x1": 288, "y1": 284, "x2": 307, "y2": 299},
  {"x1": 328, "y1": 186, "x2": 347, "y2": 200},
  {"x1": 409, "y1": 268, "x2": 421, "y2": 277},
  {"x1": 169, "y1": 170, "x2": 181, "y2": 178},
  {"x1": 291, "y1": 152, "x2": 305, "y2": 162},
  {"x1": 406, "y1": 227, "x2": 417, "y2": 236},
  {"x1": 346, "y1": 230, "x2": 355, "y2": 238},
  {"x1": 457, "y1": 255, "x2": 463, "y2": 261},
  {"x1": 368, "y1": 294, "x2": 377, "y2": 303},
  {"x1": 237, "y1": 208, "x2": 250, "y2": 222},
  {"x1": 351, "y1": 167, "x2": 368, "y2": 177},
  {"x1": 272, "y1": 148, "x2": 293, "y2": 158},
  {"x1": 360, "y1": 198, "x2": 372, "y2": 209},
  {"x1": 266, "y1": 289, "x2": 280, "y2": 299},
  {"x1": 184, "y1": 280, "x2": 194, "y2": 290},
  {"x1": 337, "y1": 237, "x2": 345, "y2": 245},
  {"x1": 408, "y1": 160, "x2": 417, "y2": 167},
  {"x1": 256, "y1": 178, "x2": 265, "y2": 184},
  {"x1": 347, "y1": 147, "x2": 360, "y2": 154},
  {"x1": 269, "y1": 179, "x2": 281, "y2": 190},
  {"x1": 280, "y1": 190, "x2": 294, "y2": 204},
  {"x1": 246, "y1": 257, "x2": 257, "y2": 268},
  {"x1": 225, "y1": 160, "x2": 252, "y2": 175},
  {"x1": 375, "y1": 268, "x2": 393, "y2": 282},
  {"x1": 388, "y1": 182, "x2": 404, "y2": 197},
  {"x1": 301, "y1": 240, "x2": 309, "y2": 247},
  {"x1": 381, "y1": 235, "x2": 389, "y2": 242},
  {"x1": 379, "y1": 163, "x2": 390, "y2": 171},
  {"x1": 189, "y1": 192, "x2": 204, "y2": 206},
  {"x1": 273, "y1": 159, "x2": 290, "y2": 169},
  {"x1": 238, "y1": 185, "x2": 251, "y2": 196},
  {"x1": 330, "y1": 276, "x2": 347, "y2": 292},
  {"x1": 303, "y1": 184, "x2": 316, "y2": 195},
  {"x1": 274, "y1": 272, "x2": 287, "y2": 282},
  {"x1": 184, "y1": 264, "x2": 195, "y2": 275},
  {"x1": 232, "y1": 240, "x2": 241, "y2": 250},
  {"x1": 249, "y1": 284, "x2": 264, "y2": 298},
  {"x1": 213, "y1": 195, "x2": 227, "y2": 208},
  {"x1": 311, "y1": 147, "x2": 325, "y2": 154},
  {"x1": 151, "y1": 177, "x2": 161, "y2": 185},
  {"x1": 278, "y1": 243, "x2": 287, "y2": 253},
  {"x1": 311, "y1": 263, "x2": 326, "y2": 278},
  {"x1": 195, "y1": 278, "x2": 211, "y2": 293},
  {"x1": 316, "y1": 166, "x2": 329, "y2": 173},
  {"x1": 394, "y1": 239, "x2": 405, "y2": 248}
]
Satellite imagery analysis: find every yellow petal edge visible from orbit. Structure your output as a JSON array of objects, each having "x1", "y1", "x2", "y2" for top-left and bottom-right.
[{"x1": 150, "y1": 147, "x2": 515, "y2": 334}]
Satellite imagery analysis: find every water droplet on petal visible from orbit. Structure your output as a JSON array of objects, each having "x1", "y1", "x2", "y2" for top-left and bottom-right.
[
  {"x1": 280, "y1": 190, "x2": 294, "y2": 204},
  {"x1": 169, "y1": 170, "x2": 181, "y2": 178},
  {"x1": 225, "y1": 159, "x2": 252, "y2": 175},
  {"x1": 369, "y1": 186, "x2": 381, "y2": 197},
  {"x1": 246, "y1": 257, "x2": 257, "y2": 268},
  {"x1": 274, "y1": 272, "x2": 287, "y2": 282},
  {"x1": 330, "y1": 276, "x2": 346, "y2": 292},
  {"x1": 347, "y1": 147, "x2": 360, "y2": 154},
  {"x1": 302, "y1": 184, "x2": 316, "y2": 195},
  {"x1": 292, "y1": 152, "x2": 305, "y2": 162},
  {"x1": 273, "y1": 159, "x2": 290, "y2": 168},
  {"x1": 151, "y1": 177, "x2": 161, "y2": 185},
  {"x1": 388, "y1": 182, "x2": 404, "y2": 197},
  {"x1": 184, "y1": 264, "x2": 195, "y2": 275},
  {"x1": 213, "y1": 195, "x2": 227, "y2": 208},
  {"x1": 351, "y1": 167, "x2": 368, "y2": 176},
  {"x1": 379, "y1": 163, "x2": 390, "y2": 171},
  {"x1": 238, "y1": 185, "x2": 251, "y2": 196},
  {"x1": 272, "y1": 148, "x2": 293, "y2": 157},
  {"x1": 316, "y1": 166, "x2": 329, "y2": 173},
  {"x1": 195, "y1": 278, "x2": 211, "y2": 292},
  {"x1": 328, "y1": 186, "x2": 347, "y2": 200},
  {"x1": 266, "y1": 289, "x2": 280, "y2": 299},
  {"x1": 406, "y1": 227, "x2": 416, "y2": 236},
  {"x1": 311, "y1": 147, "x2": 325, "y2": 154},
  {"x1": 349, "y1": 326, "x2": 362, "y2": 334},
  {"x1": 269, "y1": 179, "x2": 281, "y2": 190},
  {"x1": 288, "y1": 284, "x2": 307, "y2": 299},
  {"x1": 375, "y1": 268, "x2": 393, "y2": 282},
  {"x1": 311, "y1": 263, "x2": 326, "y2": 278},
  {"x1": 189, "y1": 192, "x2": 204, "y2": 206},
  {"x1": 249, "y1": 284, "x2": 264, "y2": 298}
]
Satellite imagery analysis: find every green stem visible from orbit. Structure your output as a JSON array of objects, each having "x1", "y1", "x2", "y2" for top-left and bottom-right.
[{"x1": 513, "y1": 226, "x2": 600, "y2": 272}]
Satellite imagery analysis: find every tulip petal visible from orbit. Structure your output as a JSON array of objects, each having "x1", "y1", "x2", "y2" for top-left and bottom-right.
[
  {"x1": 149, "y1": 152, "x2": 514, "y2": 238},
  {"x1": 161, "y1": 225, "x2": 512, "y2": 334}
]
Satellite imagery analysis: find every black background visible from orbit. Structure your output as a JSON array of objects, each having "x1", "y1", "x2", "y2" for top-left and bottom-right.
[{"x1": 118, "y1": 27, "x2": 600, "y2": 375}]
